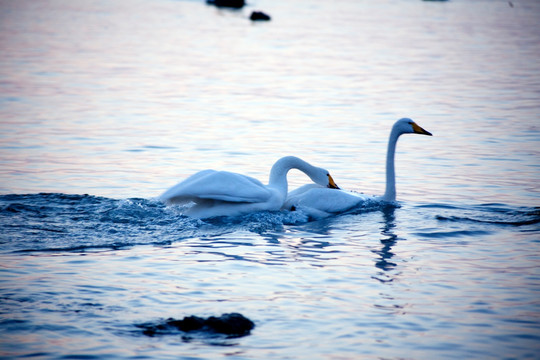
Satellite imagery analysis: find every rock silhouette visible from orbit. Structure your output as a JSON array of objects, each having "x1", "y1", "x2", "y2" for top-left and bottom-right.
[
  {"x1": 206, "y1": 0, "x2": 245, "y2": 9},
  {"x1": 250, "y1": 11, "x2": 271, "y2": 21},
  {"x1": 138, "y1": 313, "x2": 255, "y2": 338}
]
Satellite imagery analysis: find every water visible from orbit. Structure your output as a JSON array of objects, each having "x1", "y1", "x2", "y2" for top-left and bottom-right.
[{"x1": 1, "y1": 0, "x2": 539, "y2": 359}]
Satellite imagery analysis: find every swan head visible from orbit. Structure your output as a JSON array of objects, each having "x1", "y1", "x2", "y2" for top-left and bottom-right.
[
  {"x1": 310, "y1": 168, "x2": 340, "y2": 189},
  {"x1": 394, "y1": 118, "x2": 432, "y2": 136}
]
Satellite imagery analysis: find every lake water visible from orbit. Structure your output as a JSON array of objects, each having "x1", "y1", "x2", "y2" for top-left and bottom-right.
[{"x1": 1, "y1": 0, "x2": 539, "y2": 359}]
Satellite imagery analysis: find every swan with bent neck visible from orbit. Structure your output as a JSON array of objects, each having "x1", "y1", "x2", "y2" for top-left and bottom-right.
[
  {"x1": 160, "y1": 156, "x2": 339, "y2": 219},
  {"x1": 284, "y1": 118, "x2": 432, "y2": 218}
]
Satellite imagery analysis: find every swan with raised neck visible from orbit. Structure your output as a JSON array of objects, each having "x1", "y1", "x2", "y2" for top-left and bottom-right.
[
  {"x1": 283, "y1": 118, "x2": 432, "y2": 218},
  {"x1": 381, "y1": 118, "x2": 432, "y2": 202}
]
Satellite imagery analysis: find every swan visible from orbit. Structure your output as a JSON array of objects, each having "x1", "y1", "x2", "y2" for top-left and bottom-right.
[
  {"x1": 160, "y1": 156, "x2": 339, "y2": 219},
  {"x1": 283, "y1": 118, "x2": 432, "y2": 218}
]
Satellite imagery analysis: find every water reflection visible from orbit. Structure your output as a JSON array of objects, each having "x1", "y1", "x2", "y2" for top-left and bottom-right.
[{"x1": 372, "y1": 206, "x2": 399, "y2": 283}]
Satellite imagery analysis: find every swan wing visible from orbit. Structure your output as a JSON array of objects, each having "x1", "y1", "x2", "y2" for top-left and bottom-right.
[{"x1": 160, "y1": 170, "x2": 272, "y2": 204}]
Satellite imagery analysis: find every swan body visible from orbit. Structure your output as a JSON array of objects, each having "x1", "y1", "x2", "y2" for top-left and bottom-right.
[
  {"x1": 160, "y1": 156, "x2": 339, "y2": 219},
  {"x1": 283, "y1": 118, "x2": 432, "y2": 218},
  {"x1": 286, "y1": 184, "x2": 376, "y2": 219}
]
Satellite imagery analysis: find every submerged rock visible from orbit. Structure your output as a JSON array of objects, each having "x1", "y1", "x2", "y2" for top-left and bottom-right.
[
  {"x1": 250, "y1": 11, "x2": 271, "y2": 21},
  {"x1": 138, "y1": 313, "x2": 255, "y2": 338}
]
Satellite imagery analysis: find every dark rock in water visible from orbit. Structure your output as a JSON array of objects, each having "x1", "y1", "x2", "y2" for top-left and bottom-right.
[
  {"x1": 138, "y1": 313, "x2": 255, "y2": 338},
  {"x1": 250, "y1": 11, "x2": 271, "y2": 21},
  {"x1": 206, "y1": 0, "x2": 245, "y2": 9},
  {"x1": 167, "y1": 315, "x2": 206, "y2": 332},
  {"x1": 204, "y1": 313, "x2": 255, "y2": 335}
]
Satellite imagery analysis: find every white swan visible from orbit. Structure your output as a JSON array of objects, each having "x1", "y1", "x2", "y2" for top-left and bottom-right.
[
  {"x1": 283, "y1": 118, "x2": 432, "y2": 218},
  {"x1": 160, "y1": 156, "x2": 339, "y2": 219}
]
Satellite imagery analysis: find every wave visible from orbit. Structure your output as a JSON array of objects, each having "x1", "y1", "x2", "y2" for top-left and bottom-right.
[
  {"x1": 1, "y1": 193, "x2": 538, "y2": 253},
  {"x1": 419, "y1": 203, "x2": 540, "y2": 227},
  {"x1": 0, "y1": 193, "x2": 312, "y2": 253},
  {"x1": 413, "y1": 230, "x2": 493, "y2": 239}
]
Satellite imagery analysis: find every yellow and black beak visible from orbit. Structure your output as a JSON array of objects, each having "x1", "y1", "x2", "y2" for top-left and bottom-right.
[
  {"x1": 412, "y1": 122, "x2": 433, "y2": 136},
  {"x1": 327, "y1": 174, "x2": 340, "y2": 189}
]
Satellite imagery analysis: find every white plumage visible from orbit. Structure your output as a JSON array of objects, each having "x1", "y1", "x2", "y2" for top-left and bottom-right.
[
  {"x1": 283, "y1": 118, "x2": 432, "y2": 218},
  {"x1": 160, "y1": 156, "x2": 339, "y2": 219}
]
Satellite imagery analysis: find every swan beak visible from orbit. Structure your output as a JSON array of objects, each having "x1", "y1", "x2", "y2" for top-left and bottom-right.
[
  {"x1": 327, "y1": 174, "x2": 340, "y2": 189},
  {"x1": 412, "y1": 122, "x2": 432, "y2": 136}
]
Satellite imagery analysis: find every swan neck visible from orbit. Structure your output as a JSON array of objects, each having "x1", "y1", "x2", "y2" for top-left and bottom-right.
[
  {"x1": 268, "y1": 156, "x2": 317, "y2": 198},
  {"x1": 383, "y1": 129, "x2": 400, "y2": 202}
]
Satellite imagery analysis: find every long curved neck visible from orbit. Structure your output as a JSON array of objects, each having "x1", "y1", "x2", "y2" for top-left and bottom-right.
[
  {"x1": 382, "y1": 128, "x2": 400, "y2": 202},
  {"x1": 268, "y1": 156, "x2": 317, "y2": 198}
]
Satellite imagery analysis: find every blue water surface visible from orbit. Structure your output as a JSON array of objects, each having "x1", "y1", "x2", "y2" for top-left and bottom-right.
[
  {"x1": 1, "y1": 194, "x2": 539, "y2": 359},
  {"x1": 1, "y1": 0, "x2": 540, "y2": 359}
]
